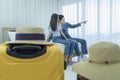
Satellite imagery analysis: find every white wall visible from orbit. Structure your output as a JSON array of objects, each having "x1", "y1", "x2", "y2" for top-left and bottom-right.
[{"x1": 0, "y1": 0, "x2": 58, "y2": 43}]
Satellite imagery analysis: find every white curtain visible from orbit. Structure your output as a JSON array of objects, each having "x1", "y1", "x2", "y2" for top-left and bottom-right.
[
  {"x1": 0, "y1": 0, "x2": 58, "y2": 43},
  {"x1": 0, "y1": 0, "x2": 58, "y2": 28},
  {"x1": 58, "y1": 0, "x2": 120, "y2": 46}
]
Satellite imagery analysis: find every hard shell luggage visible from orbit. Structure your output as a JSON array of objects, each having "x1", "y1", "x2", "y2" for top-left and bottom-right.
[{"x1": 0, "y1": 44, "x2": 64, "y2": 80}]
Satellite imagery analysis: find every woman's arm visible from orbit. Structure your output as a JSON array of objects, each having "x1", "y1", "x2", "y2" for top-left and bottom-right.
[
  {"x1": 65, "y1": 20, "x2": 87, "y2": 28},
  {"x1": 46, "y1": 33, "x2": 52, "y2": 42},
  {"x1": 65, "y1": 22, "x2": 81, "y2": 28},
  {"x1": 60, "y1": 30, "x2": 69, "y2": 40},
  {"x1": 80, "y1": 20, "x2": 88, "y2": 24}
]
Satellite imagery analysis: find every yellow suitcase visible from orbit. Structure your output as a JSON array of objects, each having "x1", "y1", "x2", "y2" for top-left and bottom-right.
[{"x1": 0, "y1": 44, "x2": 64, "y2": 80}]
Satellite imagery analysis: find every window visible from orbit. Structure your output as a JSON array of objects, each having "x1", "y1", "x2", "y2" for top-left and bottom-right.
[
  {"x1": 63, "y1": 3, "x2": 78, "y2": 37},
  {"x1": 61, "y1": 0, "x2": 120, "y2": 46}
]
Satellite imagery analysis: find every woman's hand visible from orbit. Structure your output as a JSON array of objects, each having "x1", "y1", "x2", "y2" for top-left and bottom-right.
[{"x1": 80, "y1": 20, "x2": 88, "y2": 24}]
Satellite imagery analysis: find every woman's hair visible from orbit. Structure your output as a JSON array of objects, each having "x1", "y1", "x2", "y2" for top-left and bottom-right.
[
  {"x1": 59, "y1": 15, "x2": 64, "y2": 21},
  {"x1": 49, "y1": 13, "x2": 58, "y2": 31}
]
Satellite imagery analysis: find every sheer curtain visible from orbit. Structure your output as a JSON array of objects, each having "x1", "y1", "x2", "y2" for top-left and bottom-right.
[
  {"x1": 59, "y1": 0, "x2": 120, "y2": 46},
  {"x1": 0, "y1": 0, "x2": 58, "y2": 28},
  {"x1": 63, "y1": 3, "x2": 78, "y2": 36},
  {"x1": 0, "y1": 0, "x2": 58, "y2": 43}
]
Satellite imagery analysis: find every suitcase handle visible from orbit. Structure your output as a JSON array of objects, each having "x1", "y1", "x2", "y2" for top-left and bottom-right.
[{"x1": 6, "y1": 45, "x2": 46, "y2": 59}]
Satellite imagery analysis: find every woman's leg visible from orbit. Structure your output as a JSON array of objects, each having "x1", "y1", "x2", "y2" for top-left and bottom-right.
[
  {"x1": 71, "y1": 38, "x2": 88, "y2": 54},
  {"x1": 52, "y1": 37, "x2": 71, "y2": 63},
  {"x1": 69, "y1": 40, "x2": 75, "y2": 55},
  {"x1": 67, "y1": 40, "x2": 75, "y2": 64},
  {"x1": 74, "y1": 41, "x2": 81, "y2": 56}
]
